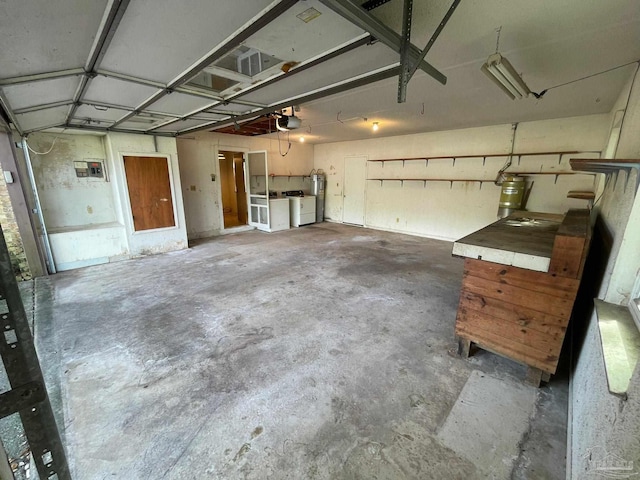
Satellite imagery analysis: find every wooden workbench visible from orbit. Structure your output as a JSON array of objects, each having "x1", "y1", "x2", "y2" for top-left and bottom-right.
[{"x1": 452, "y1": 209, "x2": 591, "y2": 385}]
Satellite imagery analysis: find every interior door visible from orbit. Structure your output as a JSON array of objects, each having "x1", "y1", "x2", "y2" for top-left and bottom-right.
[
  {"x1": 123, "y1": 155, "x2": 175, "y2": 231},
  {"x1": 245, "y1": 150, "x2": 270, "y2": 231},
  {"x1": 343, "y1": 155, "x2": 367, "y2": 225}
]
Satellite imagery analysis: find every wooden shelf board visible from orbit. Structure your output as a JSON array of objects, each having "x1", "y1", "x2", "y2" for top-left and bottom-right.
[
  {"x1": 368, "y1": 150, "x2": 597, "y2": 163},
  {"x1": 567, "y1": 190, "x2": 595, "y2": 200}
]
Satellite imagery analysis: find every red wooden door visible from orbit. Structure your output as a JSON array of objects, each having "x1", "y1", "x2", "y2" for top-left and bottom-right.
[{"x1": 123, "y1": 156, "x2": 175, "y2": 231}]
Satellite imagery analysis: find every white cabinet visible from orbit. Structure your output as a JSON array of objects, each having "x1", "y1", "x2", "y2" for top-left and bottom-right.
[
  {"x1": 289, "y1": 196, "x2": 316, "y2": 227},
  {"x1": 267, "y1": 199, "x2": 290, "y2": 232}
]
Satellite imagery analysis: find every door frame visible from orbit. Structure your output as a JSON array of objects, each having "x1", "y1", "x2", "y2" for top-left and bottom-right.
[
  {"x1": 120, "y1": 153, "x2": 179, "y2": 235},
  {"x1": 342, "y1": 155, "x2": 368, "y2": 226},
  {"x1": 245, "y1": 150, "x2": 270, "y2": 231},
  {"x1": 216, "y1": 146, "x2": 253, "y2": 233}
]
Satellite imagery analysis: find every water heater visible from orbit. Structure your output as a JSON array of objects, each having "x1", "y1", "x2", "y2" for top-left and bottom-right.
[{"x1": 311, "y1": 174, "x2": 325, "y2": 222}]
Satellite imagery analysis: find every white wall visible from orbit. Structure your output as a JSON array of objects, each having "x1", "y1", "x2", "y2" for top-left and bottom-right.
[
  {"x1": 176, "y1": 131, "x2": 314, "y2": 239},
  {"x1": 314, "y1": 114, "x2": 609, "y2": 241},
  {"x1": 106, "y1": 133, "x2": 187, "y2": 256},
  {"x1": 571, "y1": 68, "x2": 640, "y2": 478},
  {"x1": 22, "y1": 131, "x2": 187, "y2": 271}
]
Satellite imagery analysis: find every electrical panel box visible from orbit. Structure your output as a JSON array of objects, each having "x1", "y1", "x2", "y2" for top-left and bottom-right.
[{"x1": 74, "y1": 160, "x2": 104, "y2": 178}]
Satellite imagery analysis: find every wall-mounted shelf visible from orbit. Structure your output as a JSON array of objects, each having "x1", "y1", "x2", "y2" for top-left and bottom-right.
[
  {"x1": 368, "y1": 150, "x2": 601, "y2": 167},
  {"x1": 501, "y1": 171, "x2": 596, "y2": 184},
  {"x1": 570, "y1": 158, "x2": 640, "y2": 192},
  {"x1": 567, "y1": 190, "x2": 595, "y2": 200},
  {"x1": 367, "y1": 178, "x2": 498, "y2": 189}
]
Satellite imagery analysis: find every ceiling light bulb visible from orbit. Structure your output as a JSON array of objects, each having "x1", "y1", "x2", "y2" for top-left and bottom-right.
[
  {"x1": 372, "y1": 122, "x2": 379, "y2": 132},
  {"x1": 299, "y1": 136, "x2": 305, "y2": 143}
]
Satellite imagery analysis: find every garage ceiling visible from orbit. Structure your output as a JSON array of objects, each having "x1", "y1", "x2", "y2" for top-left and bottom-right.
[{"x1": 0, "y1": 0, "x2": 638, "y2": 143}]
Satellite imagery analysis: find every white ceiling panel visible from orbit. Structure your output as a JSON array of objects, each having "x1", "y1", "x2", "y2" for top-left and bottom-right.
[
  {"x1": 239, "y1": 42, "x2": 399, "y2": 105},
  {"x1": 242, "y1": 0, "x2": 365, "y2": 63},
  {"x1": 2, "y1": 76, "x2": 80, "y2": 111},
  {"x1": 147, "y1": 93, "x2": 215, "y2": 116},
  {"x1": 99, "y1": 0, "x2": 276, "y2": 83},
  {"x1": 74, "y1": 104, "x2": 130, "y2": 123},
  {"x1": 84, "y1": 76, "x2": 161, "y2": 108},
  {"x1": 0, "y1": 0, "x2": 108, "y2": 78},
  {"x1": 15, "y1": 106, "x2": 69, "y2": 132},
  {"x1": 153, "y1": 118, "x2": 214, "y2": 133}
]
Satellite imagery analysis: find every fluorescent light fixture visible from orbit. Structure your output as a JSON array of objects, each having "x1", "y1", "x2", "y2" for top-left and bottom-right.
[{"x1": 481, "y1": 53, "x2": 531, "y2": 100}]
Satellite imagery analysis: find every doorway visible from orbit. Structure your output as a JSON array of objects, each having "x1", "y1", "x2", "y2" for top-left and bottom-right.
[{"x1": 219, "y1": 150, "x2": 248, "y2": 229}]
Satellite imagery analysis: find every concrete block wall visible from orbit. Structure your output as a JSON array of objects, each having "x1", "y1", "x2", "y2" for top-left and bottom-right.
[{"x1": 570, "y1": 68, "x2": 640, "y2": 478}]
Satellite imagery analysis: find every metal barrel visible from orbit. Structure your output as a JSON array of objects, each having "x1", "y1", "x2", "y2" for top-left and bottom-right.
[{"x1": 498, "y1": 176, "x2": 525, "y2": 218}]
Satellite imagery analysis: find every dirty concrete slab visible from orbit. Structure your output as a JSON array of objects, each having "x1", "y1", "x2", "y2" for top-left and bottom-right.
[
  {"x1": 437, "y1": 370, "x2": 538, "y2": 479},
  {"x1": 33, "y1": 223, "x2": 568, "y2": 479}
]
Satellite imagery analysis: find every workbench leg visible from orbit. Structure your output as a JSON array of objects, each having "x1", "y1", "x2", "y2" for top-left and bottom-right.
[
  {"x1": 525, "y1": 367, "x2": 550, "y2": 387},
  {"x1": 456, "y1": 337, "x2": 472, "y2": 358}
]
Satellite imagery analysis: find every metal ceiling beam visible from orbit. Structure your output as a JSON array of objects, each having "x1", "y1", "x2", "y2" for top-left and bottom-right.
[
  {"x1": 397, "y1": 0, "x2": 413, "y2": 103},
  {"x1": 66, "y1": 0, "x2": 131, "y2": 124},
  {"x1": 112, "y1": 0, "x2": 298, "y2": 129},
  {"x1": 95, "y1": 69, "x2": 166, "y2": 89},
  {"x1": 0, "y1": 68, "x2": 85, "y2": 86},
  {"x1": 178, "y1": 66, "x2": 400, "y2": 135},
  {"x1": 319, "y1": 0, "x2": 446, "y2": 85},
  {"x1": 0, "y1": 90, "x2": 23, "y2": 136},
  {"x1": 23, "y1": 122, "x2": 67, "y2": 135},
  {"x1": 408, "y1": 0, "x2": 461, "y2": 79},
  {"x1": 13, "y1": 100, "x2": 76, "y2": 115},
  {"x1": 63, "y1": 122, "x2": 175, "y2": 137},
  {"x1": 81, "y1": 100, "x2": 136, "y2": 112}
]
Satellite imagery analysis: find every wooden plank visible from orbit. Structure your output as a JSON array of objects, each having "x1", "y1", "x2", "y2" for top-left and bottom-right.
[
  {"x1": 549, "y1": 235, "x2": 586, "y2": 278},
  {"x1": 459, "y1": 290, "x2": 569, "y2": 335},
  {"x1": 462, "y1": 274, "x2": 574, "y2": 319},
  {"x1": 463, "y1": 258, "x2": 579, "y2": 299},
  {"x1": 549, "y1": 209, "x2": 590, "y2": 278},
  {"x1": 557, "y1": 209, "x2": 590, "y2": 237},
  {"x1": 456, "y1": 307, "x2": 563, "y2": 357},
  {"x1": 525, "y1": 367, "x2": 545, "y2": 387},
  {"x1": 455, "y1": 324, "x2": 557, "y2": 373},
  {"x1": 567, "y1": 191, "x2": 595, "y2": 200},
  {"x1": 456, "y1": 337, "x2": 471, "y2": 358}
]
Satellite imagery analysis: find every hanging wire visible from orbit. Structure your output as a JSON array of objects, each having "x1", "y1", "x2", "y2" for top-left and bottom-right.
[
  {"x1": 494, "y1": 26, "x2": 502, "y2": 53},
  {"x1": 277, "y1": 127, "x2": 291, "y2": 157},
  {"x1": 533, "y1": 59, "x2": 639, "y2": 99},
  {"x1": 25, "y1": 135, "x2": 59, "y2": 155}
]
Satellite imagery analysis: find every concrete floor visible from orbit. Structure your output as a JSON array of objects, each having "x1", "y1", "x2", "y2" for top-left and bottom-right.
[{"x1": 31, "y1": 223, "x2": 568, "y2": 479}]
